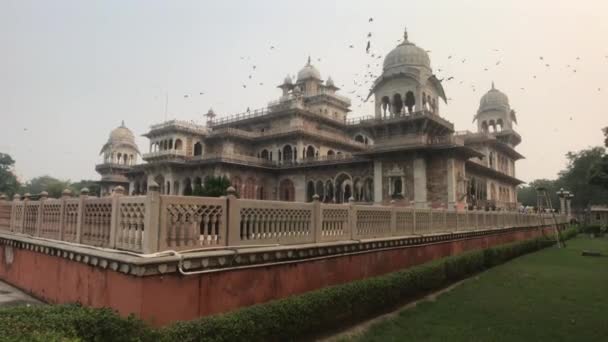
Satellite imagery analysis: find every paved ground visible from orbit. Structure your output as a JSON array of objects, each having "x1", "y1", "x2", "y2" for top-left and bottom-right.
[{"x1": 0, "y1": 280, "x2": 42, "y2": 308}]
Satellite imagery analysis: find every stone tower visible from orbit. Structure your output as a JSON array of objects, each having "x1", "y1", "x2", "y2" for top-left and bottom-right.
[
  {"x1": 370, "y1": 27, "x2": 447, "y2": 118},
  {"x1": 474, "y1": 83, "x2": 521, "y2": 146},
  {"x1": 96, "y1": 121, "x2": 140, "y2": 196}
]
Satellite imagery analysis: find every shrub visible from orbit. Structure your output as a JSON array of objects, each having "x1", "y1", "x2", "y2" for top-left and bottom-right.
[
  {"x1": 0, "y1": 304, "x2": 157, "y2": 342},
  {"x1": 580, "y1": 225, "x2": 601, "y2": 235}
]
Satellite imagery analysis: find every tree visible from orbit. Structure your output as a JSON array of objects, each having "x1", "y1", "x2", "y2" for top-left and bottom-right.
[
  {"x1": 517, "y1": 179, "x2": 560, "y2": 208},
  {"x1": 0, "y1": 153, "x2": 20, "y2": 198},
  {"x1": 198, "y1": 176, "x2": 232, "y2": 197},
  {"x1": 20, "y1": 176, "x2": 71, "y2": 198},
  {"x1": 590, "y1": 127, "x2": 608, "y2": 190},
  {"x1": 557, "y1": 146, "x2": 608, "y2": 208},
  {"x1": 69, "y1": 180, "x2": 101, "y2": 197}
]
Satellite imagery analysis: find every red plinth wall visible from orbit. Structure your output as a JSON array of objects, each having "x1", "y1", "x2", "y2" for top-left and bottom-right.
[{"x1": 0, "y1": 228, "x2": 549, "y2": 326}]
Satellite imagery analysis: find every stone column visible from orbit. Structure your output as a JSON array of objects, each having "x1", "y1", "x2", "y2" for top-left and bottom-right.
[
  {"x1": 446, "y1": 158, "x2": 456, "y2": 210},
  {"x1": 566, "y1": 194, "x2": 573, "y2": 221},
  {"x1": 413, "y1": 157, "x2": 427, "y2": 208},
  {"x1": 559, "y1": 195, "x2": 566, "y2": 215},
  {"x1": 373, "y1": 160, "x2": 383, "y2": 203}
]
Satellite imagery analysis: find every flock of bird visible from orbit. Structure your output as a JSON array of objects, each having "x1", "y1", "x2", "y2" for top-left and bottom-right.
[{"x1": 174, "y1": 16, "x2": 606, "y2": 116}]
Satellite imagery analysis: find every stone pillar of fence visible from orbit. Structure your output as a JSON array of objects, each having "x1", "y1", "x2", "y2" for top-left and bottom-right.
[
  {"x1": 75, "y1": 188, "x2": 89, "y2": 243},
  {"x1": 34, "y1": 191, "x2": 48, "y2": 237},
  {"x1": 225, "y1": 186, "x2": 240, "y2": 246},
  {"x1": 58, "y1": 189, "x2": 72, "y2": 240},
  {"x1": 20, "y1": 193, "x2": 30, "y2": 234},
  {"x1": 348, "y1": 197, "x2": 357, "y2": 239},
  {"x1": 312, "y1": 194, "x2": 322, "y2": 242},
  {"x1": 9, "y1": 194, "x2": 21, "y2": 232},
  {"x1": 143, "y1": 181, "x2": 161, "y2": 254},
  {"x1": 109, "y1": 186, "x2": 125, "y2": 249}
]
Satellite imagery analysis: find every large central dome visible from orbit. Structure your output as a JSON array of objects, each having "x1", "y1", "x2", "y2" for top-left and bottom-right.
[{"x1": 383, "y1": 29, "x2": 431, "y2": 71}]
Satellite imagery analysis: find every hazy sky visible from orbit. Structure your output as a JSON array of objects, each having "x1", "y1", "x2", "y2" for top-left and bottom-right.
[{"x1": 1, "y1": 0, "x2": 607, "y2": 183}]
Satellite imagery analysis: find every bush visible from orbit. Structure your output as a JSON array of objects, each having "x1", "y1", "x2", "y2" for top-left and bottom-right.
[
  {"x1": 0, "y1": 304, "x2": 157, "y2": 341},
  {"x1": 580, "y1": 225, "x2": 601, "y2": 235}
]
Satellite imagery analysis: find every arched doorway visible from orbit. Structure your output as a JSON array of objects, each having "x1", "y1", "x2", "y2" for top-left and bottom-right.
[
  {"x1": 305, "y1": 146, "x2": 315, "y2": 159},
  {"x1": 279, "y1": 179, "x2": 295, "y2": 201},
  {"x1": 193, "y1": 142, "x2": 203, "y2": 156},
  {"x1": 306, "y1": 181, "x2": 315, "y2": 202},
  {"x1": 243, "y1": 177, "x2": 256, "y2": 199}
]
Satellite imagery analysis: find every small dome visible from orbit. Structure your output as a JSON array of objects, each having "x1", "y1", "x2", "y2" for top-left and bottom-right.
[
  {"x1": 478, "y1": 82, "x2": 510, "y2": 113},
  {"x1": 101, "y1": 121, "x2": 139, "y2": 154},
  {"x1": 297, "y1": 57, "x2": 321, "y2": 81},
  {"x1": 284, "y1": 74, "x2": 293, "y2": 85},
  {"x1": 109, "y1": 121, "x2": 136, "y2": 143},
  {"x1": 326, "y1": 76, "x2": 335, "y2": 87},
  {"x1": 383, "y1": 29, "x2": 431, "y2": 71}
]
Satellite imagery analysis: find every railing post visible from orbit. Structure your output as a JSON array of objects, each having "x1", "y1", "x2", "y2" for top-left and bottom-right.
[
  {"x1": 21, "y1": 193, "x2": 30, "y2": 234},
  {"x1": 349, "y1": 197, "x2": 357, "y2": 240},
  {"x1": 412, "y1": 207, "x2": 417, "y2": 235},
  {"x1": 312, "y1": 194, "x2": 322, "y2": 242},
  {"x1": 143, "y1": 182, "x2": 161, "y2": 254},
  {"x1": 390, "y1": 201, "x2": 397, "y2": 236},
  {"x1": 76, "y1": 188, "x2": 89, "y2": 244},
  {"x1": 109, "y1": 186, "x2": 124, "y2": 249},
  {"x1": 58, "y1": 189, "x2": 72, "y2": 240},
  {"x1": 9, "y1": 194, "x2": 20, "y2": 232},
  {"x1": 35, "y1": 191, "x2": 48, "y2": 237},
  {"x1": 226, "y1": 186, "x2": 241, "y2": 246}
]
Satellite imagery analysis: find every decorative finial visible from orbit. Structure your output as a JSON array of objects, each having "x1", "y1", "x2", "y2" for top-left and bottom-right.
[
  {"x1": 404, "y1": 26, "x2": 408, "y2": 41},
  {"x1": 121, "y1": 120, "x2": 125, "y2": 127},
  {"x1": 307, "y1": 56, "x2": 311, "y2": 65},
  {"x1": 491, "y1": 81, "x2": 495, "y2": 90}
]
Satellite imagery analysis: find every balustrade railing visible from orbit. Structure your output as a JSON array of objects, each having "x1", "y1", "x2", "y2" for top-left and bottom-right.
[{"x1": 0, "y1": 188, "x2": 568, "y2": 255}]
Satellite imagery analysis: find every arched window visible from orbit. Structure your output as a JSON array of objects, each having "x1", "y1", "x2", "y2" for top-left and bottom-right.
[
  {"x1": 123, "y1": 154, "x2": 128, "y2": 165},
  {"x1": 315, "y1": 180, "x2": 325, "y2": 200},
  {"x1": 405, "y1": 91, "x2": 416, "y2": 113},
  {"x1": 260, "y1": 149, "x2": 269, "y2": 160},
  {"x1": 282, "y1": 145, "x2": 293, "y2": 162},
  {"x1": 243, "y1": 177, "x2": 256, "y2": 199},
  {"x1": 343, "y1": 184, "x2": 352, "y2": 202},
  {"x1": 166, "y1": 181, "x2": 171, "y2": 195},
  {"x1": 481, "y1": 121, "x2": 489, "y2": 133},
  {"x1": 496, "y1": 119, "x2": 504, "y2": 132},
  {"x1": 117, "y1": 153, "x2": 122, "y2": 164},
  {"x1": 327, "y1": 150, "x2": 335, "y2": 156},
  {"x1": 183, "y1": 178, "x2": 193, "y2": 196},
  {"x1": 393, "y1": 178, "x2": 403, "y2": 196},
  {"x1": 305, "y1": 145, "x2": 315, "y2": 159},
  {"x1": 392, "y1": 93, "x2": 403, "y2": 116},
  {"x1": 168, "y1": 139, "x2": 173, "y2": 149},
  {"x1": 324, "y1": 180, "x2": 334, "y2": 203},
  {"x1": 193, "y1": 142, "x2": 203, "y2": 156},
  {"x1": 306, "y1": 181, "x2": 315, "y2": 202},
  {"x1": 335, "y1": 173, "x2": 352, "y2": 204},
  {"x1": 257, "y1": 185, "x2": 267, "y2": 200},
  {"x1": 489, "y1": 120, "x2": 496, "y2": 132},
  {"x1": 231, "y1": 176, "x2": 242, "y2": 196},
  {"x1": 381, "y1": 96, "x2": 390, "y2": 117},
  {"x1": 174, "y1": 139, "x2": 183, "y2": 150},
  {"x1": 279, "y1": 179, "x2": 295, "y2": 201},
  {"x1": 353, "y1": 179, "x2": 362, "y2": 201},
  {"x1": 363, "y1": 178, "x2": 374, "y2": 202},
  {"x1": 489, "y1": 152, "x2": 495, "y2": 168},
  {"x1": 173, "y1": 181, "x2": 180, "y2": 195},
  {"x1": 354, "y1": 134, "x2": 365, "y2": 143}
]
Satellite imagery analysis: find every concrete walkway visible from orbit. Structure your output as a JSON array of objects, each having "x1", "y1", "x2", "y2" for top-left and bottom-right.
[{"x1": 0, "y1": 280, "x2": 42, "y2": 308}]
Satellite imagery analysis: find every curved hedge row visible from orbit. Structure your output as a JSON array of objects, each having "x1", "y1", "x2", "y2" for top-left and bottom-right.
[{"x1": 0, "y1": 228, "x2": 576, "y2": 342}]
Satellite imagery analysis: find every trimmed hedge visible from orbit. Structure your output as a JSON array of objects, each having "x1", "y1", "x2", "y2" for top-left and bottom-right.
[
  {"x1": 1, "y1": 232, "x2": 577, "y2": 341},
  {"x1": 0, "y1": 304, "x2": 157, "y2": 341},
  {"x1": 159, "y1": 237, "x2": 558, "y2": 342}
]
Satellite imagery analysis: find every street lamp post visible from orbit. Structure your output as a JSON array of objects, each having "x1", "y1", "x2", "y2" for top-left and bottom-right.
[{"x1": 556, "y1": 188, "x2": 568, "y2": 215}]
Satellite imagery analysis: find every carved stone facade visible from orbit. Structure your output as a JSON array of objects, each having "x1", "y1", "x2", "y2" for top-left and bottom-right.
[{"x1": 96, "y1": 28, "x2": 524, "y2": 211}]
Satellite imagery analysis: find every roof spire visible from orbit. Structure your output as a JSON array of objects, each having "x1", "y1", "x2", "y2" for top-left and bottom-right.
[
  {"x1": 491, "y1": 81, "x2": 495, "y2": 90},
  {"x1": 307, "y1": 55, "x2": 311, "y2": 65},
  {"x1": 120, "y1": 120, "x2": 125, "y2": 127},
  {"x1": 403, "y1": 26, "x2": 408, "y2": 41}
]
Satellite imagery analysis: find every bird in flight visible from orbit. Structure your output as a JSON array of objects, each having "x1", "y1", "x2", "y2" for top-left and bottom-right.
[
  {"x1": 368, "y1": 17, "x2": 373, "y2": 22},
  {"x1": 366, "y1": 41, "x2": 371, "y2": 53}
]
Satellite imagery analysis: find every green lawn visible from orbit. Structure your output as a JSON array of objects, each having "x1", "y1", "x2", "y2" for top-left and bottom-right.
[{"x1": 350, "y1": 236, "x2": 608, "y2": 342}]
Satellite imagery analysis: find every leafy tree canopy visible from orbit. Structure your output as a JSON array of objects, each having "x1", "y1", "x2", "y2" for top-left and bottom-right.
[{"x1": 0, "y1": 152, "x2": 20, "y2": 198}]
